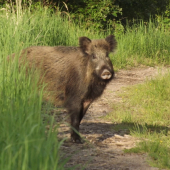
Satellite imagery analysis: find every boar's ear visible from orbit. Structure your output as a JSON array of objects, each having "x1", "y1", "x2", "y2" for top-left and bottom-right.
[
  {"x1": 79, "y1": 37, "x2": 91, "y2": 54},
  {"x1": 105, "y1": 35, "x2": 117, "y2": 52}
]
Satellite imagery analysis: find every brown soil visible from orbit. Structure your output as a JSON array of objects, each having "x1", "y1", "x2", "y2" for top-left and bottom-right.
[{"x1": 55, "y1": 66, "x2": 169, "y2": 170}]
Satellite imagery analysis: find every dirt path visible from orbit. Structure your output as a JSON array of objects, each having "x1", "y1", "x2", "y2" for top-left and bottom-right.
[{"x1": 57, "y1": 66, "x2": 169, "y2": 170}]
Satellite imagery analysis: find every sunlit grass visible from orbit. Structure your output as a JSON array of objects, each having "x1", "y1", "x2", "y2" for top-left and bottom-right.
[
  {"x1": 0, "y1": 53, "x2": 66, "y2": 169},
  {"x1": 125, "y1": 140, "x2": 170, "y2": 169},
  {"x1": 112, "y1": 20, "x2": 170, "y2": 69}
]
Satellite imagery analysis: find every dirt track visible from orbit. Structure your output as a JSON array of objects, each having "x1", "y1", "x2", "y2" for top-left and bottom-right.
[{"x1": 56, "y1": 66, "x2": 169, "y2": 170}]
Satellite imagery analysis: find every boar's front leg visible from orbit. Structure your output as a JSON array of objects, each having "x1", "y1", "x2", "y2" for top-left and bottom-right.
[
  {"x1": 68, "y1": 101, "x2": 83, "y2": 143},
  {"x1": 69, "y1": 100, "x2": 93, "y2": 143}
]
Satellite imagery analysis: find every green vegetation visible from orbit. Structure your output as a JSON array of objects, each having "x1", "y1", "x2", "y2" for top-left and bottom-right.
[
  {"x1": 105, "y1": 72, "x2": 170, "y2": 169},
  {"x1": 0, "y1": 58, "x2": 65, "y2": 169},
  {"x1": 56, "y1": 0, "x2": 170, "y2": 31},
  {"x1": 112, "y1": 20, "x2": 170, "y2": 69}
]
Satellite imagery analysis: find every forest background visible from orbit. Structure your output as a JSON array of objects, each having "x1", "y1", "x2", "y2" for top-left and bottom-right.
[
  {"x1": 59, "y1": 0, "x2": 170, "y2": 32},
  {"x1": 1, "y1": 0, "x2": 170, "y2": 32}
]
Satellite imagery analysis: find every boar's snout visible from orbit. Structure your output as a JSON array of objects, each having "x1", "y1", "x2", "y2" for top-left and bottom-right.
[
  {"x1": 95, "y1": 63, "x2": 114, "y2": 81},
  {"x1": 101, "y1": 69, "x2": 112, "y2": 80}
]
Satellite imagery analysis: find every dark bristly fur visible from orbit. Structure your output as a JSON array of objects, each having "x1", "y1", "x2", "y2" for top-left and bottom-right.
[{"x1": 16, "y1": 35, "x2": 117, "y2": 143}]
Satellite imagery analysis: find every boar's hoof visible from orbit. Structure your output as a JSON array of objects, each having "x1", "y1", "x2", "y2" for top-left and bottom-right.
[
  {"x1": 72, "y1": 138, "x2": 83, "y2": 144},
  {"x1": 71, "y1": 135, "x2": 83, "y2": 144}
]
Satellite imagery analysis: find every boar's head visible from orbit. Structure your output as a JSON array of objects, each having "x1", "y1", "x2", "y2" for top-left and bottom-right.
[{"x1": 79, "y1": 35, "x2": 116, "y2": 83}]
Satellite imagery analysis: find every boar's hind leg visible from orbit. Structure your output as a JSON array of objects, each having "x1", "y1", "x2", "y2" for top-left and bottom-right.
[{"x1": 68, "y1": 102, "x2": 83, "y2": 143}]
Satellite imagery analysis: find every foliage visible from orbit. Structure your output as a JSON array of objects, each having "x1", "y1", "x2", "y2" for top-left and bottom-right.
[
  {"x1": 0, "y1": 56, "x2": 65, "y2": 170},
  {"x1": 1, "y1": 0, "x2": 170, "y2": 33},
  {"x1": 156, "y1": 1, "x2": 170, "y2": 32},
  {"x1": 111, "y1": 19, "x2": 170, "y2": 70},
  {"x1": 115, "y1": 0, "x2": 169, "y2": 26},
  {"x1": 65, "y1": 0, "x2": 122, "y2": 32}
]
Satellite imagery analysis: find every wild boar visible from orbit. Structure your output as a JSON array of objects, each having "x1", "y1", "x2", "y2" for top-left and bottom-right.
[{"x1": 18, "y1": 35, "x2": 117, "y2": 143}]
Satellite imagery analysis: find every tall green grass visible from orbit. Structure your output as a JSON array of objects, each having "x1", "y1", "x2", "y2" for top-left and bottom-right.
[
  {"x1": 112, "y1": 20, "x2": 170, "y2": 69},
  {"x1": 0, "y1": 7, "x2": 107, "y2": 54},
  {"x1": 0, "y1": 57, "x2": 64, "y2": 170}
]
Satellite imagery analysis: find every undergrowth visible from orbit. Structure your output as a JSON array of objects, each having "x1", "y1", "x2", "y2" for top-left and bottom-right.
[{"x1": 113, "y1": 20, "x2": 170, "y2": 69}]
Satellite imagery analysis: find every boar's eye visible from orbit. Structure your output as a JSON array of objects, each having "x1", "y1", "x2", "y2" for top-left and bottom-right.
[{"x1": 92, "y1": 54, "x2": 96, "y2": 59}]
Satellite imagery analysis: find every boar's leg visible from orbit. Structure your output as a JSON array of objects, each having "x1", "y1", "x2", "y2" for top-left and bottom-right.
[
  {"x1": 79, "y1": 100, "x2": 93, "y2": 123},
  {"x1": 69, "y1": 100, "x2": 93, "y2": 143},
  {"x1": 68, "y1": 101, "x2": 83, "y2": 143}
]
